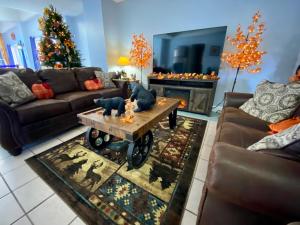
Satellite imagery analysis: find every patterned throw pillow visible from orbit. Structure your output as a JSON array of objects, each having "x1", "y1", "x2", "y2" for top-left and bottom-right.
[
  {"x1": 247, "y1": 124, "x2": 300, "y2": 150},
  {"x1": 31, "y1": 82, "x2": 54, "y2": 99},
  {"x1": 240, "y1": 80, "x2": 300, "y2": 123},
  {"x1": 0, "y1": 71, "x2": 35, "y2": 107},
  {"x1": 94, "y1": 71, "x2": 116, "y2": 88},
  {"x1": 84, "y1": 78, "x2": 104, "y2": 91}
]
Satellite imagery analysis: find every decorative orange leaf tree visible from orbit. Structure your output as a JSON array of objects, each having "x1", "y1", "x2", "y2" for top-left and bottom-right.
[
  {"x1": 222, "y1": 11, "x2": 266, "y2": 91},
  {"x1": 129, "y1": 33, "x2": 152, "y2": 77}
]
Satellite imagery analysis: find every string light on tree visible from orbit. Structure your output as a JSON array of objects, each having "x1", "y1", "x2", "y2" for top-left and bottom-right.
[
  {"x1": 38, "y1": 5, "x2": 81, "y2": 68},
  {"x1": 221, "y1": 11, "x2": 266, "y2": 91},
  {"x1": 129, "y1": 33, "x2": 152, "y2": 77}
]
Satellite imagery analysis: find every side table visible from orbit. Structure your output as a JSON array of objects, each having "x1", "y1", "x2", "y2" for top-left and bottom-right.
[{"x1": 112, "y1": 79, "x2": 140, "y2": 98}]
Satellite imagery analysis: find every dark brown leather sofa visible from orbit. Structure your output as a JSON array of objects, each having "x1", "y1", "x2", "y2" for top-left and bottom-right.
[
  {"x1": 197, "y1": 92, "x2": 300, "y2": 225},
  {"x1": 0, "y1": 67, "x2": 127, "y2": 156}
]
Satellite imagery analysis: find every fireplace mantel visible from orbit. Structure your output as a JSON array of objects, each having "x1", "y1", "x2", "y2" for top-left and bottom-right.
[{"x1": 148, "y1": 78, "x2": 217, "y2": 115}]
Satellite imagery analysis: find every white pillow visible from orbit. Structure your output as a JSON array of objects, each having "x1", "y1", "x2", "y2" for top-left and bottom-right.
[{"x1": 247, "y1": 123, "x2": 300, "y2": 151}]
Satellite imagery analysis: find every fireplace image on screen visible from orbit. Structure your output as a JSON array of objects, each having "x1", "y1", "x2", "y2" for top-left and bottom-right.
[{"x1": 164, "y1": 88, "x2": 190, "y2": 109}]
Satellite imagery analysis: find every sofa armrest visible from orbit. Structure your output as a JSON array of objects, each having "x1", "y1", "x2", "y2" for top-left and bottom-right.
[
  {"x1": 223, "y1": 92, "x2": 253, "y2": 108},
  {"x1": 0, "y1": 100, "x2": 22, "y2": 155},
  {"x1": 207, "y1": 142, "x2": 300, "y2": 220},
  {"x1": 112, "y1": 80, "x2": 129, "y2": 98}
]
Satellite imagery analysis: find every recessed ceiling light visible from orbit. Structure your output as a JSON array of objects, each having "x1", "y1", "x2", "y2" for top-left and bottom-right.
[{"x1": 113, "y1": 0, "x2": 125, "y2": 3}]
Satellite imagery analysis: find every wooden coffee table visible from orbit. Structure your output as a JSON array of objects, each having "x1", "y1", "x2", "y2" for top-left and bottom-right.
[{"x1": 77, "y1": 97, "x2": 179, "y2": 170}]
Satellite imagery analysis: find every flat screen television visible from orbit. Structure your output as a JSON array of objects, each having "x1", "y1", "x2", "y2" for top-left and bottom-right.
[{"x1": 153, "y1": 26, "x2": 227, "y2": 75}]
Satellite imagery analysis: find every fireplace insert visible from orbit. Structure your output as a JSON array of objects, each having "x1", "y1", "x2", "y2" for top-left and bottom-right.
[{"x1": 164, "y1": 88, "x2": 190, "y2": 110}]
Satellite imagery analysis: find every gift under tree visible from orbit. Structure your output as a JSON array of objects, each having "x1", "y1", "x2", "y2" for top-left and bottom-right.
[{"x1": 38, "y1": 5, "x2": 81, "y2": 68}]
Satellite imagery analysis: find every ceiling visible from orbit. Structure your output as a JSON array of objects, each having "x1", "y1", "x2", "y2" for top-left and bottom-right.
[
  {"x1": 0, "y1": 0, "x2": 84, "y2": 32},
  {"x1": 112, "y1": 0, "x2": 125, "y2": 3}
]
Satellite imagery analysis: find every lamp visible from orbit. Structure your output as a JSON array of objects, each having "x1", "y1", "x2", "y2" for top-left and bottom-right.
[
  {"x1": 117, "y1": 56, "x2": 130, "y2": 66},
  {"x1": 117, "y1": 56, "x2": 130, "y2": 79}
]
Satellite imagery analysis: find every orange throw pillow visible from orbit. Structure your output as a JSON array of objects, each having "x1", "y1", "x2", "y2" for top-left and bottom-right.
[
  {"x1": 84, "y1": 78, "x2": 103, "y2": 91},
  {"x1": 31, "y1": 82, "x2": 54, "y2": 99},
  {"x1": 269, "y1": 117, "x2": 300, "y2": 134}
]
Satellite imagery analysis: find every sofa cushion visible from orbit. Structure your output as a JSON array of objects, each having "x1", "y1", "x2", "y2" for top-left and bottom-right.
[
  {"x1": 0, "y1": 71, "x2": 36, "y2": 107},
  {"x1": 55, "y1": 91, "x2": 102, "y2": 111},
  {"x1": 15, "y1": 99, "x2": 71, "y2": 125},
  {"x1": 95, "y1": 71, "x2": 116, "y2": 88},
  {"x1": 73, "y1": 67, "x2": 102, "y2": 90},
  {"x1": 38, "y1": 69, "x2": 78, "y2": 94},
  {"x1": 215, "y1": 122, "x2": 267, "y2": 148},
  {"x1": 0, "y1": 68, "x2": 40, "y2": 89},
  {"x1": 240, "y1": 80, "x2": 300, "y2": 123},
  {"x1": 95, "y1": 88, "x2": 123, "y2": 98},
  {"x1": 218, "y1": 107, "x2": 269, "y2": 132}
]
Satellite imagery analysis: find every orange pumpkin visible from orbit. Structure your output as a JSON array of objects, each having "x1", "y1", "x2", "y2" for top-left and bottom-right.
[
  {"x1": 84, "y1": 78, "x2": 103, "y2": 91},
  {"x1": 31, "y1": 82, "x2": 54, "y2": 99}
]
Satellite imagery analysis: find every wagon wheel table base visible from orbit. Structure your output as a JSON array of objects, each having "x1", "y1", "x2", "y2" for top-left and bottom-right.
[{"x1": 78, "y1": 97, "x2": 179, "y2": 170}]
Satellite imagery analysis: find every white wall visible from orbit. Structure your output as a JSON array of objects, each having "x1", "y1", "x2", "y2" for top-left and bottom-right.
[{"x1": 102, "y1": 0, "x2": 300, "y2": 106}]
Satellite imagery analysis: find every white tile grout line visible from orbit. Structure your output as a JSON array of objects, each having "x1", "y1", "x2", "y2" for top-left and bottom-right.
[
  {"x1": 0, "y1": 173, "x2": 35, "y2": 225},
  {"x1": 68, "y1": 216, "x2": 79, "y2": 225},
  {"x1": 185, "y1": 208, "x2": 198, "y2": 217}
]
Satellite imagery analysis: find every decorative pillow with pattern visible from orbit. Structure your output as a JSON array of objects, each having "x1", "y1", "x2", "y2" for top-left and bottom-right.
[
  {"x1": 240, "y1": 80, "x2": 300, "y2": 123},
  {"x1": 95, "y1": 71, "x2": 116, "y2": 88},
  {"x1": 0, "y1": 71, "x2": 35, "y2": 107},
  {"x1": 247, "y1": 123, "x2": 300, "y2": 151}
]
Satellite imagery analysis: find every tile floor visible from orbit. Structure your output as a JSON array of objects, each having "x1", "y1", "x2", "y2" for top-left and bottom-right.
[{"x1": 0, "y1": 111, "x2": 218, "y2": 225}]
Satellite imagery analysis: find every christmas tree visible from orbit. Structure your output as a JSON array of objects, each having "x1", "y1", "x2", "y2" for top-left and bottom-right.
[{"x1": 38, "y1": 5, "x2": 81, "y2": 68}]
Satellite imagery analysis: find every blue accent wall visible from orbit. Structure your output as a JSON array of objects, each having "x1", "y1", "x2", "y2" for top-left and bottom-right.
[{"x1": 102, "y1": 0, "x2": 300, "y2": 106}]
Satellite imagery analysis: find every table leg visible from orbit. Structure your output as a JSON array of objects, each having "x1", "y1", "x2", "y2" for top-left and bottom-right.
[
  {"x1": 127, "y1": 130, "x2": 153, "y2": 170},
  {"x1": 169, "y1": 108, "x2": 177, "y2": 129}
]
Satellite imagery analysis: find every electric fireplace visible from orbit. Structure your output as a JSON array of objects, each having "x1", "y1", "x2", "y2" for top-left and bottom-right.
[{"x1": 164, "y1": 88, "x2": 190, "y2": 110}]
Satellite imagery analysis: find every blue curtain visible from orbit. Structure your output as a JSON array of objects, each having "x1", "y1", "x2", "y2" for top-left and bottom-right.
[
  {"x1": 6, "y1": 44, "x2": 14, "y2": 65},
  {"x1": 30, "y1": 37, "x2": 40, "y2": 70}
]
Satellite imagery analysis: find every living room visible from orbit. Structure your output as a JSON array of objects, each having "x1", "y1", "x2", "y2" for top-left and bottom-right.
[{"x1": 0, "y1": 0, "x2": 299, "y2": 225}]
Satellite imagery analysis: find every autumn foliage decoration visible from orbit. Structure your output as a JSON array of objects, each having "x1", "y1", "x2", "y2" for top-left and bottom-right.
[
  {"x1": 221, "y1": 11, "x2": 266, "y2": 91},
  {"x1": 129, "y1": 34, "x2": 152, "y2": 77},
  {"x1": 38, "y1": 5, "x2": 81, "y2": 68}
]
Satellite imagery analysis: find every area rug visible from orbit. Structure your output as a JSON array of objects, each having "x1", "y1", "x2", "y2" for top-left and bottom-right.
[{"x1": 26, "y1": 116, "x2": 207, "y2": 225}]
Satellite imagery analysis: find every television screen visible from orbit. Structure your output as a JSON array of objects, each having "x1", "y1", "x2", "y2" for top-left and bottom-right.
[{"x1": 153, "y1": 26, "x2": 227, "y2": 75}]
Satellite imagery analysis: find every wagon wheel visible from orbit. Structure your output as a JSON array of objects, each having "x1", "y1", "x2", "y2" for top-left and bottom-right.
[
  {"x1": 86, "y1": 128, "x2": 112, "y2": 152},
  {"x1": 127, "y1": 130, "x2": 153, "y2": 170}
]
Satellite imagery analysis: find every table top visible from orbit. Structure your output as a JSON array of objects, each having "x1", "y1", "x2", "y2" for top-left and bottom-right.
[{"x1": 77, "y1": 97, "x2": 179, "y2": 141}]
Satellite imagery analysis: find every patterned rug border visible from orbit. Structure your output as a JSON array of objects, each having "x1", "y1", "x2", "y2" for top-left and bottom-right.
[{"x1": 26, "y1": 117, "x2": 207, "y2": 225}]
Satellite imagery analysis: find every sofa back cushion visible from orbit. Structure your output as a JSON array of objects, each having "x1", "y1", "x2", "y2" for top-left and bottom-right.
[
  {"x1": 0, "y1": 68, "x2": 40, "y2": 89},
  {"x1": 38, "y1": 69, "x2": 78, "y2": 94},
  {"x1": 73, "y1": 67, "x2": 102, "y2": 90}
]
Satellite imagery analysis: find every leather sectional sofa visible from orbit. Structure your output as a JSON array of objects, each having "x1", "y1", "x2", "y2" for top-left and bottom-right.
[
  {"x1": 0, "y1": 67, "x2": 127, "y2": 156},
  {"x1": 197, "y1": 92, "x2": 300, "y2": 225}
]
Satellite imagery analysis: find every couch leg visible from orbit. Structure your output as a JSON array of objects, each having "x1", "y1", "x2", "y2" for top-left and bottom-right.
[{"x1": 8, "y1": 147, "x2": 22, "y2": 156}]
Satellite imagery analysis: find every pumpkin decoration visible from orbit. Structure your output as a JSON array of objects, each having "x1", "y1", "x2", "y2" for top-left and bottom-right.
[
  {"x1": 84, "y1": 78, "x2": 103, "y2": 91},
  {"x1": 31, "y1": 82, "x2": 54, "y2": 99}
]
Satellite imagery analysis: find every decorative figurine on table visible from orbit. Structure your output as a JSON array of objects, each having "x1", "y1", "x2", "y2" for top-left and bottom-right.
[
  {"x1": 130, "y1": 84, "x2": 157, "y2": 112},
  {"x1": 93, "y1": 97, "x2": 125, "y2": 117},
  {"x1": 120, "y1": 100, "x2": 135, "y2": 123}
]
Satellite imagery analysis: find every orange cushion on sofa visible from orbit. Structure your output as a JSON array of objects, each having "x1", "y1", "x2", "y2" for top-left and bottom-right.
[
  {"x1": 269, "y1": 117, "x2": 300, "y2": 134},
  {"x1": 31, "y1": 82, "x2": 54, "y2": 99},
  {"x1": 84, "y1": 78, "x2": 103, "y2": 91}
]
